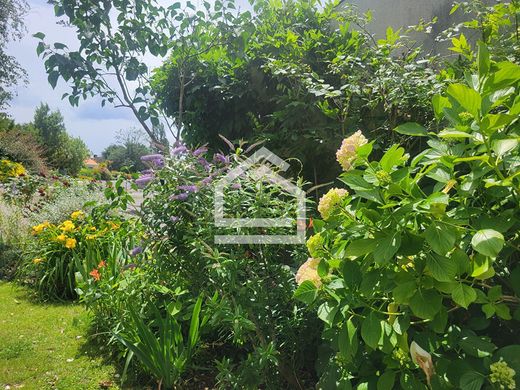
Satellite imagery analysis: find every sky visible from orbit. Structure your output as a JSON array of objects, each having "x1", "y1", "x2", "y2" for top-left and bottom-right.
[{"x1": 5, "y1": 0, "x2": 251, "y2": 155}]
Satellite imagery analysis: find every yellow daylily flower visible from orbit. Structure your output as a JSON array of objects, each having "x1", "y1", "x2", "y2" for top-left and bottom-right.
[
  {"x1": 71, "y1": 210, "x2": 85, "y2": 220},
  {"x1": 60, "y1": 220, "x2": 75, "y2": 232},
  {"x1": 32, "y1": 258, "x2": 44, "y2": 264},
  {"x1": 65, "y1": 238, "x2": 77, "y2": 249}
]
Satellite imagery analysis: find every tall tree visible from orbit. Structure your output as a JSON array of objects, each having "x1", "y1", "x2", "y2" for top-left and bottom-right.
[{"x1": 0, "y1": 0, "x2": 28, "y2": 109}]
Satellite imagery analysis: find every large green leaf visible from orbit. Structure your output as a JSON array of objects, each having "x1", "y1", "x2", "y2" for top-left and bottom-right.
[
  {"x1": 393, "y1": 122, "x2": 428, "y2": 137},
  {"x1": 459, "y1": 372, "x2": 485, "y2": 390},
  {"x1": 293, "y1": 281, "x2": 318, "y2": 304},
  {"x1": 409, "y1": 289, "x2": 442, "y2": 319},
  {"x1": 373, "y1": 232, "x2": 401, "y2": 264},
  {"x1": 361, "y1": 312, "x2": 382, "y2": 349},
  {"x1": 424, "y1": 221, "x2": 457, "y2": 255},
  {"x1": 451, "y1": 283, "x2": 477, "y2": 308},
  {"x1": 446, "y1": 83, "x2": 481, "y2": 117},
  {"x1": 426, "y1": 253, "x2": 457, "y2": 282},
  {"x1": 471, "y1": 229, "x2": 504, "y2": 257}
]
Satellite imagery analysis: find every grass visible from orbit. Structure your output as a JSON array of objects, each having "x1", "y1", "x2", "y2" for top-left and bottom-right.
[{"x1": 0, "y1": 282, "x2": 121, "y2": 390}]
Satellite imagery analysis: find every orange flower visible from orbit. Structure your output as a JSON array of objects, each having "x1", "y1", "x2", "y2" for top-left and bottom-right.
[
  {"x1": 308, "y1": 217, "x2": 314, "y2": 229},
  {"x1": 98, "y1": 260, "x2": 106, "y2": 268},
  {"x1": 89, "y1": 269, "x2": 100, "y2": 281}
]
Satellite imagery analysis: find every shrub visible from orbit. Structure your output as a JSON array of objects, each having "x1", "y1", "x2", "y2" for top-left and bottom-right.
[
  {"x1": 135, "y1": 147, "x2": 318, "y2": 388},
  {"x1": 22, "y1": 191, "x2": 139, "y2": 300},
  {"x1": 0, "y1": 158, "x2": 26, "y2": 181},
  {"x1": 296, "y1": 44, "x2": 520, "y2": 388},
  {"x1": 0, "y1": 128, "x2": 48, "y2": 174}
]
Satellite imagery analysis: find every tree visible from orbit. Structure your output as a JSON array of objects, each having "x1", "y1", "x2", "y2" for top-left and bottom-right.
[
  {"x1": 102, "y1": 128, "x2": 151, "y2": 172},
  {"x1": 32, "y1": 103, "x2": 89, "y2": 175},
  {"x1": 35, "y1": 0, "x2": 244, "y2": 147},
  {"x1": 152, "y1": 0, "x2": 440, "y2": 184},
  {"x1": 0, "y1": 0, "x2": 28, "y2": 108}
]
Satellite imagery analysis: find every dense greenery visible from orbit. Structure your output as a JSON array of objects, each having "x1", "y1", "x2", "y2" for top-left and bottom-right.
[
  {"x1": 296, "y1": 44, "x2": 520, "y2": 388},
  {"x1": 102, "y1": 128, "x2": 152, "y2": 173},
  {"x1": 152, "y1": 0, "x2": 441, "y2": 184},
  {"x1": 0, "y1": 0, "x2": 27, "y2": 108}
]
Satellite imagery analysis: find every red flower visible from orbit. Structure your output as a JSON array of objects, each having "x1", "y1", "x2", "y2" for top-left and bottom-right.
[
  {"x1": 98, "y1": 260, "x2": 106, "y2": 268},
  {"x1": 89, "y1": 269, "x2": 100, "y2": 281}
]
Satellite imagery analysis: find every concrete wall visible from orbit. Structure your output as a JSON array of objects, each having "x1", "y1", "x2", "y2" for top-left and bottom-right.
[{"x1": 339, "y1": 0, "x2": 493, "y2": 55}]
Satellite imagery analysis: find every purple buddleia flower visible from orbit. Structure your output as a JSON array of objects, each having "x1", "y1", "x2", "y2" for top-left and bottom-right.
[
  {"x1": 231, "y1": 182, "x2": 242, "y2": 189},
  {"x1": 177, "y1": 185, "x2": 198, "y2": 193},
  {"x1": 213, "y1": 153, "x2": 230, "y2": 165},
  {"x1": 170, "y1": 216, "x2": 180, "y2": 223},
  {"x1": 192, "y1": 146, "x2": 208, "y2": 157},
  {"x1": 141, "y1": 154, "x2": 163, "y2": 162},
  {"x1": 172, "y1": 144, "x2": 188, "y2": 155},
  {"x1": 130, "y1": 246, "x2": 143, "y2": 257},
  {"x1": 135, "y1": 174, "x2": 154, "y2": 188},
  {"x1": 151, "y1": 158, "x2": 164, "y2": 169},
  {"x1": 197, "y1": 157, "x2": 211, "y2": 171},
  {"x1": 169, "y1": 193, "x2": 189, "y2": 201},
  {"x1": 200, "y1": 176, "x2": 213, "y2": 186},
  {"x1": 141, "y1": 169, "x2": 153, "y2": 175}
]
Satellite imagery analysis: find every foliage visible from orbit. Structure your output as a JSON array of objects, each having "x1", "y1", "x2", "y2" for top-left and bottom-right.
[
  {"x1": 297, "y1": 44, "x2": 520, "y2": 388},
  {"x1": 0, "y1": 159, "x2": 25, "y2": 182},
  {"x1": 115, "y1": 296, "x2": 208, "y2": 388},
  {"x1": 0, "y1": 118, "x2": 48, "y2": 174},
  {"x1": 102, "y1": 129, "x2": 152, "y2": 173},
  {"x1": 152, "y1": 0, "x2": 442, "y2": 184},
  {"x1": 0, "y1": 198, "x2": 30, "y2": 280},
  {"x1": 32, "y1": 103, "x2": 90, "y2": 176},
  {"x1": 34, "y1": 0, "x2": 188, "y2": 144},
  {"x1": 0, "y1": 0, "x2": 28, "y2": 108},
  {"x1": 22, "y1": 188, "x2": 139, "y2": 300},
  {"x1": 136, "y1": 145, "x2": 317, "y2": 388}
]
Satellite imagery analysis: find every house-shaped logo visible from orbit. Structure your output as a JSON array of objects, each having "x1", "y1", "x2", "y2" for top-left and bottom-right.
[{"x1": 214, "y1": 147, "x2": 306, "y2": 244}]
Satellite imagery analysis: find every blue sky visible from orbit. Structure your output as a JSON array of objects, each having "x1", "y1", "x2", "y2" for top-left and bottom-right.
[{"x1": 5, "y1": 0, "x2": 252, "y2": 155}]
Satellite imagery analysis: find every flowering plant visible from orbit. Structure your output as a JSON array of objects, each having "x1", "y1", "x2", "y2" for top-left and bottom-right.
[{"x1": 296, "y1": 44, "x2": 520, "y2": 388}]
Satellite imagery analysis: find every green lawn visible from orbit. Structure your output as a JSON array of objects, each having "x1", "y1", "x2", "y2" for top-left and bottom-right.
[{"x1": 0, "y1": 282, "x2": 120, "y2": 390}]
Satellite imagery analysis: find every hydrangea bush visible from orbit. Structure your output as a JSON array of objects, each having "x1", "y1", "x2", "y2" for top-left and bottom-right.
[{"x1": 296, "y1": 44, "x2": 520, "y2": 389}]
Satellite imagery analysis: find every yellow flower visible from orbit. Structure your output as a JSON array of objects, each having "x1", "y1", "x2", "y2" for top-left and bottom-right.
[
  {"x1": 60, "y1": 220, "x2": 75, "y2": 232},
  {"x1": 32, "y1": 258, "x2": 44, "y2": 264},
  {"x1": 64, "y1": 238, "x2": 77, "y2": 249},
  {"x1": 108, "y1": 221, "x2": 120, "y2": 230},
  {"x1": 86, "y1": 234, "x2": 97, "y2": 240},
  {"x1": 56, "y1": 234, "x2": 67, "y2": 242},
  {"x1": 71, "y1": 210, "x2": 85, "y2": 220},
  {"x1": 89, "y1": 226, "x2": 97, "y2": 231},
  {"x1": 318, "y1": 188, "x2": 348, "y2": 220},
  {"x1": 336, "y1": 130, "x2": 368, "y2": 171},
  {"x1": 295, "y1": 258, "x2": 322, "y2": 287},
  {"x1": 32, "y1": 221, "x2": 51, "y2": 235}
]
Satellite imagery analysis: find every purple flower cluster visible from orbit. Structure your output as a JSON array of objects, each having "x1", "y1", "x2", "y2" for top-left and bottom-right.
[
  {"x1": 193, "y1": 146, "x2": 208, "y2": 157},
  {"x1": 172, "y1": 144, "x2": 188, "y2": 155},
  {"x1": 169, "y1": 192, "x2": 189, "y2": 201},
  {"x1": 213, "y1": 153, "x2": 230, "y2": 165},
  {"x1": 130, "y1": 246, "x2": 143, "y2": 257},
  {"x1": 197, "y1": 157, "x2": 211, "y2": 171},
  {"x1": 140, "y1": 154, "x2": 164, "y2": 169},
  {"x1": 177, "y1": 185, "x2": 198, "y2": 193},
  {"x1": 135, "y1": 173, "x2": 154, "y2": 188}
]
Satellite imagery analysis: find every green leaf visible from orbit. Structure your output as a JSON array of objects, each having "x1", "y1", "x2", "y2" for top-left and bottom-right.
[
  {"x1": 373, "y1": 232, "x2": 401, "y2": 264},
  {"x1": 477, "y1": 42, "x2": 490, "y2": 77},
  {"x1": 426, "y1": 253, "x2": 457, "y2": 282},
  {"x1": 361, "y1": 312, "x2": 382, "y2": 349},
  {"x1": 424, "y1": 221, "x2": 457, "y2": 256},
  {"x1": 48, "y1": 71, "x2": 59, "y2": 89},
  {"x1": 471, "y1": 229, "x2": 504, "y2": 257},
  {"x1": 393, "y1": 122, "x2": 428, "y2": 137},
  {"x1": 380, "y1": 145, "x2": 406, "y2": 172},
  {"x1": 393, "y1": 281, "x2": 417, "y2": 304},
  {"x1": 432, "y1": 95, "x2": 450, "y2": 121},
  {"x1": 317, "y1": 302, "x2": 338, "y2": 326},
  {"x1": 446, "y1": 84, "x2": 481, "y2": 117},
  {"x1": 459, "y1": 371, "x2": 485, "y2": 390},
  {"x1": 293, "y1": 281, "x2": 317, "y2": 304},
  {"x1": 345, "y1": 239, "x2": 376, "y2": 257},
  {"x1": 377, "y1": 370, "x2": 396, "y2": 390},
  {"x1": 490, "y1": 61, "x2": 520, "y2": 89},
  {"x1": 409, "y1": 289, "x2": 442, "y2": 319},
  {"x1": 451, "y1": 283, "x2": 477, "y2": 308},
  {"x1": 338, "y1": 319, "x2": 358, "y2": 361},
  {"x1": 33, "y1": 32, "x2": 45, "y2": 39}
]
